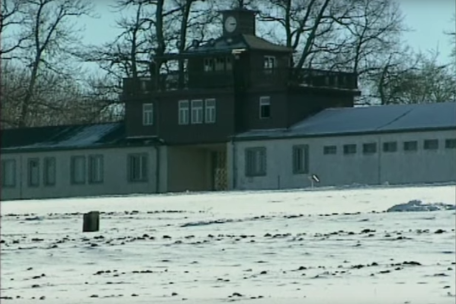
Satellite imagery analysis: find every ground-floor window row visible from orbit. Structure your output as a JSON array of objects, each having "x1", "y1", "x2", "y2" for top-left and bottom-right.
[
  {"x1": 245, "y1": 145, "x2": 310, "y2": 177},
  {"x1": 244, "y1": 139, "x2": 456, "y2": 177},
  {"x1": 1, "y1": 153, "x2": 150, "y2": 188},
  {"x1": 323, "y1": 138, "x2": 456, "y2": 155}
]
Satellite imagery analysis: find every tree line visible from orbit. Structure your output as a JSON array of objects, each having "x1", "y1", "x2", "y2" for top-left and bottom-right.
[{"x1": 1, "y1": 0, "x2": 455, "y2": 128}]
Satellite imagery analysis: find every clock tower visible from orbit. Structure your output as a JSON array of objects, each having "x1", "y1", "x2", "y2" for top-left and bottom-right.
[{"x1": 221, "y1": 8, "x2": 257, "y2": 37}]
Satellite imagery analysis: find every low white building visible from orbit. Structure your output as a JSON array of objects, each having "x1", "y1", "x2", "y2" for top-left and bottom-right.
[
  {"x1": 1, "y1": 123, "x2": 167, "y2": 201},
  {"x1": 2, "y1": 103, "x2": 455, "y2": 201},
  {"x1": 230, "y1": 102, "x2": 456, "y2": 190}
]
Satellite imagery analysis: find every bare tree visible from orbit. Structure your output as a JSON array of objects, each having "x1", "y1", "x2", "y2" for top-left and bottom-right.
[
  {"x1": 76, "y1": 0, "x2": 452, "y2": 110},
  {"x1": 75, "y1": 0, "x2": 168, "y2": 102},
  {"x1": 252, "y1": 0, "x2": 338, "y2": 68},
  {"x1": 2, "y1": 0, "x2": 95, "y2": 128},
  {"x1": 368, "y1": 13, "x2": 455, "y2": 105},
  {"x1": 240, "y1": 0, "x2": 409, "y2": 106},
  {"x1": 1, "y1": 62, "x2": 106, "y2": 128},
  {"x1": 0, "y1": 0, "x2": 28, "y2": 59},
  {"x1": 77, "y1": 0, "x2": 220, "y2": 95},
  {"x1": 168, "y1": 0, "x2": 219, "y2": 89},
  {"x1": 370, "y1": 49, "x2": 456, "y2": 105},
  {"x1": 326, "y1": 0, "x2": 405, "y2": 74},
  {"x1": 367, "y1": 46, "x2": 419, "y2": 105},
  {"x1": 445, "y1": 14, "x2": 455, "y2": 63},
  {"x1": 78, "y1": 1, "x2": 155, "y2": 82},
  {"x1": 246, "y1": 0, "x2": 405, "y2": 74}
]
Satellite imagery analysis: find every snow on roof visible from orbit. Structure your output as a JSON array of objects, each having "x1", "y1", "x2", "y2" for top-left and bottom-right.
[
  {"x1": 236, "y1": 102, "x2": 456, "y2": 140},
  {"x1": 1, "y1": 122, "x2": 126, "y2": 152}
]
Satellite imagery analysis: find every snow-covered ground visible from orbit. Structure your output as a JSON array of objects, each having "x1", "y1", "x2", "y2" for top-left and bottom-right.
[{"x1": 1, "y1": 184, "x2": 455, "y2": 304}]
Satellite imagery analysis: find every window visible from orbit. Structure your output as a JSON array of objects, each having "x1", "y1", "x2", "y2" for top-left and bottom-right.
[
  {"x1": 215, "y1": 57, "x2": 225, "y2": 71},
  {"x1": 423, "y1": 139, "x2": 438, "y2": 150},
  {"x1": 323, "y1": 145, "x2": 337, "y2": 155},
  {"x1": 264, "y1": 56, "x2": 276, "y2": 74},
  {"x1": 143, "y1": 103, "x2": 154, "y2": 126},
  {"x1": 259, "y1": 96, "x2": 271, "y2": 119},
  {"x1": 191, "y1": 100, "x2": 203, "y2": 124},
  {"x1": 383, "y1": 142, "x2": 397, "y2": 153},
  {"x1": 343, "y1": 144, "x2": 357, "y2": 155},
  {"x1": 43, "y1": 157, "x2": 56, "y2": 186},
  {"x1": 245, "y1": 147, "x2": 267, "y2": 177},
  {"x1": 128, "y1": 154, "x2": 148, "y2": 182},
  {"x1": 205, "y1": 99, "x2": 216, "y2": 123},
  {"x1": 226, "y1": 57, "x2": 232, "y2": 70},
  {"x1": 362, "y1": 143, "x2": 377, "y2": 154},
  {"x1": 293, "y1": 145, "x2": 309, "y2": 174},
  {"x1": 1, "y1": 159, "x2": 16, "y2": 188},
  {"x1": 140, "y1": 79, "x2": 149, "y2": 92},
  {"x1": 204, "y1": 58, "x2": 214, "y2": 72},
  {"x1": 178, "y1": 100, "x2": 190, "y2": 125},
  {"x1": 27, "y1": 158, "x2": 40, "y2": 187},
  {"x1": 71, "y1": 156, "x2": 86, "y2": 184},
  {"x1": 89, "y1": 155, "x2": 104, "y2": 184},
  {"x1": 403, "y1": 141, "x2": 418, "y2": 152},
  {"x1": 445, "y1": 138, "x2": 456, "y2": 149}
]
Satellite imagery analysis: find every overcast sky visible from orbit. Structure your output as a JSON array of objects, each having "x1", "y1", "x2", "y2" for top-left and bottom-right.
[{"x1": 80, "y1": 1, "x2": 455, "y2": 64}]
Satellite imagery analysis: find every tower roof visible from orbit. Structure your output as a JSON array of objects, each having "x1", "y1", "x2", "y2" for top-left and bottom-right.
[{"x1": 187, "y1": 34, "x2": 293, "y2": 54}]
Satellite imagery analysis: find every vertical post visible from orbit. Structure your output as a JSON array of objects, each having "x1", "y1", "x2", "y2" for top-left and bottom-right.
[
  {"x1": 308, "y1": 174, "x2": 320, "y2": 189},
  {"x1": 19, "y1": 155, "x2": 23, "y2": 200},
  {"x1": 83, "y1": 211, "x2": 100, "y2": 233}
]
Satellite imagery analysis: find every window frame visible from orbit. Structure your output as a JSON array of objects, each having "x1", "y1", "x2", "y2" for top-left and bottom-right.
[
  {"x1": 323, "y1": 145, "x2": 337, "y2": 155},
  {"x1": 88, "y1": 155, "x2": 104, "y2": 184},
  {"x1": 343, "y1": 144, "x2": 357, "y2": 155},
  {"x1": 263, "y1": 55, "x2": 276, "y2": 74},
  {"x1": 140, "y1": 79, "x2": 150, "y2": 92},
  {"x1": 225, "y1": 56, "x2": 232, "y2": 70},
  {"x1": 27, "y1": 158, "x2": 40, "y2": 187},
  {"x1": 71, "y1": 156, "x2": 87, "y2": 185},
  {"x1": 362, "y1": 143, "x2": 377, "y2": 155},
  {"x1": 142, "y1": 103, "x2": 154, "y2": 126},
  {"x1": 191, "y1": 99, "x2": 204, "y2": 124},
  {"x1": 423, "y1": 139, "x2": 439, "y2": 150},
  {"x1": 43, "y1": 157, "x2": 56, "y2": 187},
  {"x1": 445, "y1": 138, "x2": 456, "y2": 149},
  {"x1": 403, "y1": 141, "x2": 418, "y2": 152},
  {"x1": 178, "y1": 100, "x2": 190, "y2": 125},
  {"x1": 292, "y1": 145, "x2": 309, "y2": 174},
  {"x1": 127, "y1": 153, "x2": 149, "y2": 183},
  {"x1": 259, "y1": 96, "x2": 271, "y2": 119},
  {"x1": 245, "y1": 147, "x2": 267, "y2": 177},
  {"x1": 383, "y1": 141, "x2": 397, "y2": 153},
  {"x1": 204, "y1": 58, "x2": 214, "y2": 72},
  {"x1": 1, "y1": 159, "x2": 16, "y2": 188},
  {"x1": 204, "y1": 98, "x2": 216, "y2": 123},
  {"x1": 214, "y1": 57, "x2": 225, "y2": 71}
]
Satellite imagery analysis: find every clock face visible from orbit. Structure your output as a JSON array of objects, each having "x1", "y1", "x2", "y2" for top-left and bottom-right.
[{"x1": 224, "y1": 16, "x2": 237, "y2": 33}]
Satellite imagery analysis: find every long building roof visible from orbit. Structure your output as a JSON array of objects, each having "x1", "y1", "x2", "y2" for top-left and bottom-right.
[
  {"x1": 1, "y1": 122, "x2": 157, "y2": 153},
  {"x1": 2, "y1": 103, "x2": 455, "y2": 151},
  {"x1": 236, "y1": 102, "x2": 456, "y2": 140}
]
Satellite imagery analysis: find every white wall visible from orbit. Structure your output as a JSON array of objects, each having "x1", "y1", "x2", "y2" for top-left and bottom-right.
[
  {"x1": 1, "y1": 146, "x2": 167, "y2": 201},
  {"x1": 232, "y1": 130, "x2": 456, "y2": 190}
]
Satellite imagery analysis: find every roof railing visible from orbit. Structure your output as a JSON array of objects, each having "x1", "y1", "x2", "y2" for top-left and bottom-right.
[{"x1": 121, "y1": 68, "x2": 358, "y2": 96}]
